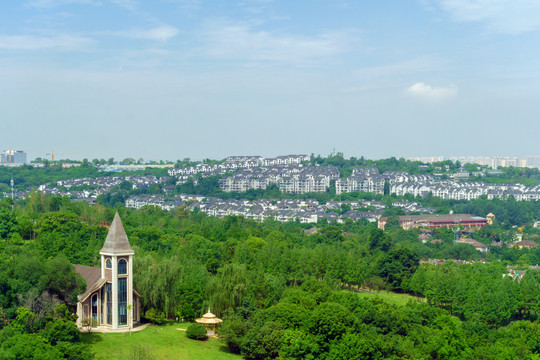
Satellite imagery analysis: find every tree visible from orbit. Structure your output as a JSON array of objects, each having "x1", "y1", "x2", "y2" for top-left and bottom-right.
[
  {"x1": 369, "y1": 228, "x2": 392, "y2": 252},
  {"x1": 0, "y1": 209, "x2": 19, "y2": 241},
  {"x1": 383, "y1": 180, "x2": 390, "y2": 195},
  {"x1": 308, "y1": 302, "x2": 354, "y2": 343},
  {"x1": 378, "y1": 248, "x2": 420, "y2": 290},
  {"x1": 242, "y1": 322, "x2": 284, "y2": 360}
]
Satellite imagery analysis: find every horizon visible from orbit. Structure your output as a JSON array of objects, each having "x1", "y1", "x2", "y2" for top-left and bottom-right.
[{"x1": 3, "y1": 150, "x2": 540, "y2": 165}]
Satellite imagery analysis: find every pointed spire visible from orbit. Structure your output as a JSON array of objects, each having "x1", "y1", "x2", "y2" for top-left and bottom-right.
[{"x1": 100, "y1": 212, "x2": 134, "y2": 255}]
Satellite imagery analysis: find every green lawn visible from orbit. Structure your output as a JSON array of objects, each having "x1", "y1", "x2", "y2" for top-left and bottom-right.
[
  {"x1": 356, "y1": 290, "x2": 422, "y2": 307},
  {"x1": 82, "y1": 321, "x2": 241, "y2": 360}
]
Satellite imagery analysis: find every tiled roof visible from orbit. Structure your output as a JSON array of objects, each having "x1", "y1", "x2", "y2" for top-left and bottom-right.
[{"x1": 74, "y1": 264, "x2": 104, "y2": 302}]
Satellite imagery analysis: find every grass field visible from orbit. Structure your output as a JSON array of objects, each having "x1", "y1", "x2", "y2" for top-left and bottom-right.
[
  {"x1": 356, "y1": 290, "x2": 422, "y2": 306},
  {"x1": 82, "y1": 321, "x2": 241, "y2": 360}
]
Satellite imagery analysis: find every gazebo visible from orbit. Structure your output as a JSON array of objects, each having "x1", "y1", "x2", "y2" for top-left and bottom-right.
[{"x1": 195, "y1": 309, "x2": 222, "y2": 337}]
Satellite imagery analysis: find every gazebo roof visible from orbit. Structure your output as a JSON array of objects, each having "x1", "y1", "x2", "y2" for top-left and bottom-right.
[{"x1": 195, "y1": 310, "x2": 222, "y2": 325}]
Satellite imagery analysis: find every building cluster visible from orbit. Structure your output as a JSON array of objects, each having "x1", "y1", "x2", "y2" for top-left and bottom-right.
[
  {"x1": 336, "y1": 167, "x2": 385, "y2": 195},
  {"x1": 32, "y1": 175, "x2": 166, "y2": 204},
  {"x1": 125, "y1": 194, "x2": 388, "y2": 224},
  {"x1": 409, "y1": 155, "x2": 540, "y2": 169},
  {"x1": 168, "y1": 155, "x2": 310, "y2": 177},
  {"x1": 387, "y1": 176, "x2": 540, "y2": 201},
  {"x1": 218, "y1": 165, "x2": 339, "y2": 194}
]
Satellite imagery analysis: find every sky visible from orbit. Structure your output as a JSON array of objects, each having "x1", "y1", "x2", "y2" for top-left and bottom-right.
[{"x1": 1, "y1": 0, "x2": 540, "y2": 161}]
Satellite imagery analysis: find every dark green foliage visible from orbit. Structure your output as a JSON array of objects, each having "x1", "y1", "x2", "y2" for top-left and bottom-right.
[
  {"x1": 0, "y1": 209, "x2": 19, "y2": 241},
  {"x1": 308, "y1": 302, "x2": 354, "y2": 343},
  {"x1": 377, "y1": 248, "x2": 420, "y2": 290},
  {"x1": 55, "y1": 341, "x2": 94, "y2": 360},
  {"x1": 186, "y1": 323, "x2": 208, "y2": 340},
  {"x1": 242, "y1": 322, "x2": 284, "y2": 360},
  {"x1": 220, "y1": 314, "x2": 250, "y2": 353},
  {"x1": 40, "y1": 319, "x2": 81, "y2": 345},
  {"x1": 0, "y1": 333, "x2": 63, "y2": 359},
  {"x1": 369, "y1": 228, "x2": 392, "y2": 251}
]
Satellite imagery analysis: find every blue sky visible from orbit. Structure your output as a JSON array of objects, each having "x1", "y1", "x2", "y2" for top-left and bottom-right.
[{"x1": 1, "y1": 0, "x2": 539, "y2": 161}]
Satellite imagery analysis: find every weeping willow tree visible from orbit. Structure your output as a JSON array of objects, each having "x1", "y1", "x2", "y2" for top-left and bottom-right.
[
  {"x1": 205, "y1": 263, "x2": 249, "y2": 316},
  {"x1": 134, "y1": 253, "x2": 208, "y2": 319}
]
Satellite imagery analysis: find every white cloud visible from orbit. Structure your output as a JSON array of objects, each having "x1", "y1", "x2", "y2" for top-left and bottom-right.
[
  {"x1": 0, "y1": 34, "x2": 94, "y2": 50},
  {"x1": 405, "y1": 82, "x2": 458, "y2": 102},
  {"x1": 200, "y1": 20, "x2": 355, "y2": 65},
  {"x1": 354, "y1": 56, "x2": 448, "y2": 79},
  {"x1": 108, "y1": 25, "x2": 180, "y2": 41},
  {"x1": 110, "y1": 0, "x2": 138, "y2": 11},
  {"x1": 131, "y1": 26, "x2": 180, "y2": 41},
  {"x1": 24, "y1": 0, "x2": 101, "y2": 9},
  {"x1": 436, "y1": 0, "x2": 540, "y2": 34}
]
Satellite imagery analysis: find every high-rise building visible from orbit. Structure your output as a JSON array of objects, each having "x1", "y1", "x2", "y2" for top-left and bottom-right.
[{"x1": 1, "y1": 150, "x2": 27, "y2": 164}]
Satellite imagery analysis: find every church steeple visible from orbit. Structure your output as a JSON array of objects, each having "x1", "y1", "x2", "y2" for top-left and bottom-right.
[
  {"x1": 100, "y1": 212, "x2": 134, "y2": 255},
  {"x1": 99, "y1": 212, "x2": 135, "y2": 330}
]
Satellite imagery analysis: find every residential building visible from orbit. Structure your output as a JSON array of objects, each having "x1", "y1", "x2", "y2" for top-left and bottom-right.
[{"x1": 378, "y1": 214, "x2": 488, "y2": 230}]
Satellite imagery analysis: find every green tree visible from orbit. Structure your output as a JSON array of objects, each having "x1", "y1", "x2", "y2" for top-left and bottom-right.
[{"x1": 0, "y1": 209, "x2": 19, "y2": 241}]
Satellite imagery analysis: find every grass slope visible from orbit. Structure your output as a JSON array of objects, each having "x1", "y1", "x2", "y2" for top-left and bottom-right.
[
  {"x1": 356, "y1": 290, "x2": 420, "y2": 307},
  {"x1": 82, "y1": 321, "x2": 241, "y2": 360}
]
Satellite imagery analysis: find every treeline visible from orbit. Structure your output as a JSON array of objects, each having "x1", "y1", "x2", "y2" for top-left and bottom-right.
[
  {"x1": 410, "y1": 261, "x2": 540, "y2": 326},
  {"x1": 0, "y1": 163, "x2": 169, "y2": 193},
  {"x1": 310, "y1": 153, "x2": 432, "y2": 177},
  {"x1": 220, "y1": 284, "x2": 540, "y2": 360}
]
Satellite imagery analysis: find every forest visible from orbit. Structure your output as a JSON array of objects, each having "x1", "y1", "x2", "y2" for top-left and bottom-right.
[{"x1": 0, "y1": 191, "x2": 539, "y2": 359}]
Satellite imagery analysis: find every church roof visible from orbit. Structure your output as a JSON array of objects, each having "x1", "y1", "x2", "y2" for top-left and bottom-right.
[
  {"x1": 74, "y1": 264, "x2": 105, "y2": 302},
  {"x1": 100, "y1": 212, "x2": 134, "y2": 255}
]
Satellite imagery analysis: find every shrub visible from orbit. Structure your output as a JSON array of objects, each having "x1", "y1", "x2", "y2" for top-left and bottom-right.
[
  {"x1": 40, "y1": 319, "x2": 81, "y2": 345},
  {"x1": 186, "y1": 323, "x2": 208, "y2": 341},
  {"x1": 144, "y1": 309, "x2": 166, "y2": 325}
]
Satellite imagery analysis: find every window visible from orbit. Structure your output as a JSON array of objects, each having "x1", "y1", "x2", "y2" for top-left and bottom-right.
[
  {"x1": 118, "y1": 259, "x2": 127, "y2": 275},
  {"x1": 91, "y1": 294, "x2": 98, "y2": 327},
  {"x1": 106, "y1": 259, "x2": 112, "y2": 269},
  {"x1": 106, "y1": 283, "x2": 112, "y2": 325},
  {"x1": 118, "y1": 278, "x2": 127, "y2": 325},
  {"x1": 100, "y1": 287, "x2": 104, "y2": 324}
]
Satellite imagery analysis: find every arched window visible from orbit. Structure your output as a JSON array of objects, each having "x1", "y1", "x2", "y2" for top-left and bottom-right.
[
  {"x1": 106, "y1": 259, "x2": 112, "y2": 269},
  {"x1": 118, "y1": 259, "x2": 127, "y2": 275}
]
